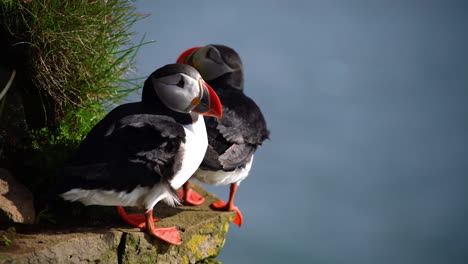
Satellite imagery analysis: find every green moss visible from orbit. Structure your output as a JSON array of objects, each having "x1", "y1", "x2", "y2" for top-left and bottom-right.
[
  {"x1": 196, "y1": 257, "x2": 222, "y2": 264},
  {"x1": 120, "y1": 233, "x2": 164, "y2": 264},
  {"x1": 111, "y1": 184, "x2": 234, "y2": 263},
  {"x1": 187, "y1": 234, "x2": 209, "y2": 259},
  {"x1": 0, "y1": 184, "x2": 232, "y2": 263},
  {"x1": 99, "y1": 247, "x2": 118, "y2": 264},
  {"x1": 204, "y1": 222, "x2": 215, "y2": 230},
  {"x1": 181, "y1": 254, "x2": 189, "y2": 264},
  {"x1": 0, "y1": 227, "x2": 15, "y2": 247},
  {"x1": 222, "y1": 222, "x2": 230, "y2": 233},
  {"x1": 1, "y1": 235, "x2": 11, "y2": 246}
]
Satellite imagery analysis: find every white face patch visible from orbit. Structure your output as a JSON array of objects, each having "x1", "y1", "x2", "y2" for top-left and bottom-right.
[
  {"x1": 152, "y1": 73, "x2": 200, "y2": 113},
  {"x1": 192, "y1": 46, "x2": 234, "y2": 81}
]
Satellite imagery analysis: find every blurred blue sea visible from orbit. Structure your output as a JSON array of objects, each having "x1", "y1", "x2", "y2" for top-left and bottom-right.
[{"x1": 126, "y1": 1, "x2": 468, "y2": 263}]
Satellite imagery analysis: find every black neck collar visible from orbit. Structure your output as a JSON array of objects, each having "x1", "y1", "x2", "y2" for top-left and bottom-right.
[{"x1": 208, "y1": 71, "x2": 244, "y2": 92}]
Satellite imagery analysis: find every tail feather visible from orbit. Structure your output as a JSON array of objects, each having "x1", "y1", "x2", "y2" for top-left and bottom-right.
[{"x1": 163, "y1": 181, "x2": 181, "y2": 207}]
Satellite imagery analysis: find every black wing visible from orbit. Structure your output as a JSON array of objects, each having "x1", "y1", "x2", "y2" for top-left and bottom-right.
[
  {"x1": 200, "y1": 91, "x2": 269, "y2": 172},
  {"x1": 61, "y1": 104, "x2": 186, "y2": 192}
]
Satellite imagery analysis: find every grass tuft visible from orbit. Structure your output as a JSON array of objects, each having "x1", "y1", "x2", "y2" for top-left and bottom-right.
[
  {"x1": 0, "y1": 0, "x2": 150, "y2": 130},
  {"x1": 0, "y1": 0, "x2": 153, "y2": 209}
]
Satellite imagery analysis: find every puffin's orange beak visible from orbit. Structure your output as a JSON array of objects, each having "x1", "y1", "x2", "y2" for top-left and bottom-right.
[
  {"x1": 192, "y1": 80, "x2": 222, "y2": 119},
  {"x1": 176, "y1": 46, "x2": 201, "y2": 64},
  {"x1": 203, "y1": 81, "x2": 222, "y2": 119}
]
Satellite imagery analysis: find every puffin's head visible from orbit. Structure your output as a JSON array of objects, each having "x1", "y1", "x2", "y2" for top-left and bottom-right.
[
  {"x1": 146, "y1": 64, "x2": 222, "y2": 118},
  {"x1": 176, "y1": 45, "x2": 243, "y2": 90}
]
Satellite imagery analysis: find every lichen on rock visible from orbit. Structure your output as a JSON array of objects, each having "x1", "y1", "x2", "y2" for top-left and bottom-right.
[
  {"x1": 0, "y1": 182, "x2": 234, "y2": 264},
  {"x1": 117, "y1": 182, "x2": 235, "y2": 264}
]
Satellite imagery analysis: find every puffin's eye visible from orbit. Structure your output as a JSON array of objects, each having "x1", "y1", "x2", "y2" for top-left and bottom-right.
[{"x1": 176, "y1": 76, "x2": 185, "y2": 88}]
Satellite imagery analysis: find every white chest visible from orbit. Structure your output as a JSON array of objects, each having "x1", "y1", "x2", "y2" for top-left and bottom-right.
[
  {"x1": 170, "y1": 115, "x2": 208, "y2": 189},
  {"x1": 194, "y1": 155, "x2": 254, "y2": 186}
]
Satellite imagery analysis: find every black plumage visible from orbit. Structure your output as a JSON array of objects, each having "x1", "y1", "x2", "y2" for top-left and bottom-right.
[
  {"x1": 198, "y1": 45, "x2": 269, "y2": 172},
  {"x1": 60, "y1": 67, "x2": 194, "y2": 195},
  {"x1": 61, "y1": 103, "x2": 187, "y2": 194},
  {"x1": 201, "y1": 87, "x2": 269, "y2": 172},
  {"x1": 177, "y1": 44, "x2": 269, "y2": 226}
]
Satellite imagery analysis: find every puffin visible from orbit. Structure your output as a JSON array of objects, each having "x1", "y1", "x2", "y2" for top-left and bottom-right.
[
  {"x1": 59, "y1": 64, "x2": 222, "y2": 245},
  {"x1": 176, "y1": 45, "x2": 269, "y2": 226}
]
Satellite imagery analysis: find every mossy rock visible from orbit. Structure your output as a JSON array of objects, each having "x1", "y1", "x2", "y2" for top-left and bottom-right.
[{"x1": 0, "y1": 183, "x2": 235, "y2": 263}]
